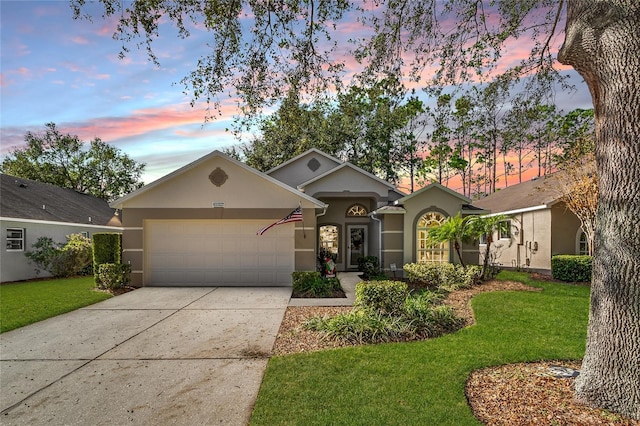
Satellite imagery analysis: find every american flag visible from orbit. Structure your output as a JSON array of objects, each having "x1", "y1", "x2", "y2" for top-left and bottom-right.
[{"x1": 257, "y1": 205, "x2": 303, "y2": 235}]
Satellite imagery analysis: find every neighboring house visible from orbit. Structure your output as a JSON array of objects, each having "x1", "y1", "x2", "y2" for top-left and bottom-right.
[
  {"x1": 473, "y1": 173, "x2": 587, "y2": 273},
  {"x1": 110, "y1": 149, "x2": 485, "y2": 287},
  {"x1": 0, "y1": 174, "x2": 123, "y2": 283}
]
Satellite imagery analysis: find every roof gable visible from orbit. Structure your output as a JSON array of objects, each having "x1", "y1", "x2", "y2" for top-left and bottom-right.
[
  {"x1": 111, "y1": 150, "x2": 325, "y2": 209},
  {"x1": 472, "y1": 174, "x2": 563, "y2": 214},
  {"x1": 395, "y1": 182, "x2": 471, "y2": 205},
  {"x1": 298, "y1": 163, "x2": 395, "y2": 197},
  {"x1": 266, "y1": 148, "x2": 343, "y2": 188},
  {"x1": 0, "y1": 174, "x2": 119, "y2": 226}
]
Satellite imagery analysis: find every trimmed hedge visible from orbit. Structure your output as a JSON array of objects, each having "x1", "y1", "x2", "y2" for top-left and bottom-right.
[
  {"x1": 403, "y1": 263, "x2": 482, "y2": 290},
  {"x1": 92, "y1": 233, "x2": 122, "y2": 287},
  {"x1": 96, "y1": 263, "x2": 131, "y2": 290},
  {"x1": 357, "y1": 256, "x2": 381, "y2": 279},
  {"x1": 551, "y1": 255, "x2": 592, "y2": 282}
]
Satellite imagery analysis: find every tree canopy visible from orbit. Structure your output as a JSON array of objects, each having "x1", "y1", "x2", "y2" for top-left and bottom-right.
[{"x1": 0, "y1": 123, "x2": 145, "y2": 201}]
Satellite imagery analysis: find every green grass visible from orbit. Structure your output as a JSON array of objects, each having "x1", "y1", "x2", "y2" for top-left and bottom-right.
[
  {"x1": 251, "y1": 271, "x2": 591, "y2": 425},
  {"x1": 0, "y1": 276, "x2": 112, "y2": 333}
]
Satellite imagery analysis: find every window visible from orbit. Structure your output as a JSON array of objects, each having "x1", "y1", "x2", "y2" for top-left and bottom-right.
[
  {"x1": 319, "y1": 225, "x2": 339, "y2": 257},
  {"x1": 499, "y1": 220, "x2": 511, "y2": 240},
  {"x1": 80, "y1": 231, "x2": 89, "y2": 238},
  {"x1": 416, "y1": 212, "x2": 449, "y2": 263},
  {"x1": 6, "y1": 228, "x2": 25, "y2": 251},
  {"x1": 577, "y1": 230, "x2": 590, "y2": 255},
  {"x1": 346, "y1": 204, "x2": 368, "y2": 217}
]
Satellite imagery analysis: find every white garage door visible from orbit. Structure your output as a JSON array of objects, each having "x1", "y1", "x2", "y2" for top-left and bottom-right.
[{"x1": 146, "y1": 220, "x2": 294, "y2": 286}]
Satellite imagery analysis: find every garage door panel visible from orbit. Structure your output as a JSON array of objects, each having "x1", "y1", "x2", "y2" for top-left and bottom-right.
[{"x1": 146, "y1": 220, "x2": 294, "y2": 286}]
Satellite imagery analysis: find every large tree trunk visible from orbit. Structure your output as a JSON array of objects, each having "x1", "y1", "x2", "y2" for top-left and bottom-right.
[{"x1": 558, "y1": 0, "x2": 640, "y2": 419}]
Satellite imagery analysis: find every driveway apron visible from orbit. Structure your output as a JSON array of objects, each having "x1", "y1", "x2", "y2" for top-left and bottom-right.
[{"x1": 0, "y1": 286, "x2": 291, "y2": 426}]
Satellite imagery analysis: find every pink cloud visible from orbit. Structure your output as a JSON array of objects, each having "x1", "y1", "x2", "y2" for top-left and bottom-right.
[{"x1": 71, "y1": 36, "x2": 90, "y2": 45}]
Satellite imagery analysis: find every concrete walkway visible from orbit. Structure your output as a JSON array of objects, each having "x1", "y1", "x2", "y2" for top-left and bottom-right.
[
  {"x1": 0, "y1": 286, "x2": 291, "y2": 426},
  {"x1": 288, "y1": 272, "x2": 361, "y2": 307}
]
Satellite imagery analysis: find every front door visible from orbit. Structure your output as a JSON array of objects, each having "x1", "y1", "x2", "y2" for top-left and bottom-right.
[{"x1": 347, "y1": 225, "x2": 367, "y2": 269}]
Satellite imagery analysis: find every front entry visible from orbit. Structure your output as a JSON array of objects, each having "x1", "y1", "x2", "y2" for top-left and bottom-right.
[{"x1": 347, "y1": 225, "x2": 368, "y2": 269}]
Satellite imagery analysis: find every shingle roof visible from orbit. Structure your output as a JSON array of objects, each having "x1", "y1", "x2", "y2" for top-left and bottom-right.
[
  {"x1": 472, "y1": 174, "x2": 563, "y2": 214},
  {"x1": 0, "y1": 174, "x2": 121, "y2": 226}
]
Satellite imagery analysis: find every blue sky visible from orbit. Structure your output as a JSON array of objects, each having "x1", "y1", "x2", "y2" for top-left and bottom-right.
[{"x1": 1, "y1": 1, "x2": 594, "y2": 185}]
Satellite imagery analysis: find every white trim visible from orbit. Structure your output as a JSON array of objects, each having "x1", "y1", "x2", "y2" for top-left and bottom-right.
[
  {"x1": 395, "y1": 182, "x2": 471, "y2": 204},
  {"x1": 266, "y1": 148, "x2": 343, "y2": 174},
  {"x1": 382, "y1": 230, "x2": 403, "y2": 234},
  {"x1": 131, "y1": 270, "x2": 143, "y2": 274},
  {"x1": 482, "y1": 205, "x2": 549, "y2": 217},
  {"x1": 0, "y1": 216, "x2": 122, "y2": 230},
  {"x1": 382, "y1": 249, "x2": 404, "y2": 253},
  {"x1": 294, "y1": 248, "x2": 315, "y2": 252},
  {"x1": 297, "y1": 162, "x2": 395, "y2": 191},
  {"x1": 123, "y1": 249, "x2": 143, "y2": 252},
  {"x1": 124, "y1": 227, "x2": 144, "y2": 231}
]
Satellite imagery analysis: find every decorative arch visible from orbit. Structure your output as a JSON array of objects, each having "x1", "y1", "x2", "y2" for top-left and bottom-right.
[
  {"x1": 346, "y1": 204, "x2": 368, "y2": 217},
  {"x1": 416, "y1": 211, "x2": 449, "y2": 263}
]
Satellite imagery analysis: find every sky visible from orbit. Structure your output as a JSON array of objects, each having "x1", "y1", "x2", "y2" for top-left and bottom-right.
[{"x1": 1, "y1": 1, "x2": 594, "y2": 187}]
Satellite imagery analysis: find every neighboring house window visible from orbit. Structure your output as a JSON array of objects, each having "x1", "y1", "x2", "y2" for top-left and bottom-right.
[
  {"x1": 81, "y1": 232, "x2": 89, "y2": 238},
  {"x1": 416, "y1": 212, "x2": 449, "y2": 263},
  {"x1": 6, "y1": 228, "x2": 25, "y2": 251},
  {"x1": 499, "y1": 220, "x2": 512, "y2": 240},
  {"x1": 346, "y1": 204, "x2": 368, "y2": 217},
  {"x1": 478, "y1": 233, "x2": 487, "y2": 245},
  {"x1": 320, "y1": 225, "x2": 339, "y2": 257},
  {"x1": 577, "y1": 230, "x2": 590, "y2": 255}
]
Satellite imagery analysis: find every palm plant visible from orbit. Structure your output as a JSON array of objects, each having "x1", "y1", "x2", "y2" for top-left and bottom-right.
[
  {"x1": 426, "y1": 212, "x2": 472, "y2": 267},
  {"x1": 466, "y1": 214, "x2": 512, "y2": 279}
]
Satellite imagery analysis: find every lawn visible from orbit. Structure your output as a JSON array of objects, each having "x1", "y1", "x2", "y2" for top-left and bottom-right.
[
  {"x1": 250, "y1": 271, "x2": 590, "y2": 425},
  {"x1": 0, "y1": 276, "x2": 112, "y2": 333}
]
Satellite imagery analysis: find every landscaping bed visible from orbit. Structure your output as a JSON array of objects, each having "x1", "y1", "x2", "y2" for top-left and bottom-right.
[{"x1": 271, "y1": 279, "x2": 638, "y2": 425}]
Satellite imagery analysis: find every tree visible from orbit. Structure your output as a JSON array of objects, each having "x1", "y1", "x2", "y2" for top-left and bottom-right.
[
  {"x1": 74, "y1": 0, "x2": 640, "y2": 418},
  {"x1": 466, "y1": 214, "x2": 511, "y2": 281},
  {"x1": 1, "y1": 123, "x2": 145, "y2": 200},
  {"x1": 558, "y1": 3, "x2": 640, "y2": 417},
  {"x1": 426, "y1": 212, "x2": 471, "y2": 267}
]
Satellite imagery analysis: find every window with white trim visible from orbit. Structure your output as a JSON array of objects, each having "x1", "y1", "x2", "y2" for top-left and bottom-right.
[
  {"x1": 6, "y1": 228, "x2": 25, "y2": 251},
  {"x1": 416, "y1": 212, "x2": 449, "y2": 263},
  {"x1": 499, "y1": 220, "x2": 512, "y2": 240},
  {"x1": 577, "y1": 230, "x2": 589, "y2": 255}
]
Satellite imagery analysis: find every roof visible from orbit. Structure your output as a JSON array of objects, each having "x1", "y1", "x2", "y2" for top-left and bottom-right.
[
  {"x1": 297, "y1": 162, "x2": 396, "y2": 192},
  {"x1": 110, "y1": 150, "x2": 327, "y2": 209},
  {"x1": 395, "y1": 182, "x2": 471, "y2": 204},
  {"x1": 0, "y1": 174, "x2": 121, "y2": 226},
  {"x1": 472, "y1": 174, "x2": 563, "y2": 214},
  {"x1": 265, "y1": 148, "x2": 343, "y2": 175}
]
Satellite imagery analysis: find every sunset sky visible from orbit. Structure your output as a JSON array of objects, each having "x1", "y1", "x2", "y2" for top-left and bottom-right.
[{"x1": 1, "y1": 1, "x2": 594, "y2": 187}]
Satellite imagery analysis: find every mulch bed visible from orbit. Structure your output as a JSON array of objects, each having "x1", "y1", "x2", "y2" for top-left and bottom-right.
[{"x1": 272, "y1": 279, "x2": 639, "y2": 425}]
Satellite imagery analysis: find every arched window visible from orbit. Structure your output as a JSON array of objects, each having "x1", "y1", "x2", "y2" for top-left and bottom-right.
[
  {"x1": 416, "y1": 212, "x2": 449, "y2": 263},
  {"x1": 576, "y1": 230, "x2": 590, "y2": 255},
  {"x1": 346, "y1": 204, "x2": 368, "y2": 217}
]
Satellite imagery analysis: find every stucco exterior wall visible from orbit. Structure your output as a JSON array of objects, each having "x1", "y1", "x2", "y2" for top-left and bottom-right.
[
  {"x1": 380, "y1": 214, "x2": 404, "y2": 272},
  {"x1": 1, "y1": 219, "x2": 120, "y2": 283},
  {"x1": 267, "y1": 152, "x2": 341, "y2": 188},
  {"x1": 481, "y1": 209, "x2": 553, "y2": 272},
  {"x1": 550, "y1": 203, "x2": 584, "y2": 256}
]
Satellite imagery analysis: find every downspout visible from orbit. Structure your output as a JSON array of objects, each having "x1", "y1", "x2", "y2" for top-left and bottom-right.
[{"x1": 369, "y1": 211, "x2": 382, "y2": 270}]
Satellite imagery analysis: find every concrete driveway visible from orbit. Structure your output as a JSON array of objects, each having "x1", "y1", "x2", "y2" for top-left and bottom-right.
[{"x1": 0, "y1": 286, "x2": 291, "y2": 426}]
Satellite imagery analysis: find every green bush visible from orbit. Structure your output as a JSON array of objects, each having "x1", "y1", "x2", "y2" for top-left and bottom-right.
[
  {"x1": 551, "y1": 255, "x2": 592, "y2": 282},
  {"x1": 292, "y1": 271, "x2": 341, "y2": 297},
  {"x1": 96, "y1": 263, "x2": 131, "y2": 290},
  {"x1": 355, "y1": 280, "x2": 408, "y2": 316},
  {"x1": 357, "y1": 256, "x2": 381, "y2": 279},
  {"x1": 92, "y1": 233, "x2": 122, "y2": 286},
  {"x1": 402, "y1": 263, "x2": 481, "y2": 290},
  {"x1": 25, "y1": 234, "x2": 93, "y2": 278}
]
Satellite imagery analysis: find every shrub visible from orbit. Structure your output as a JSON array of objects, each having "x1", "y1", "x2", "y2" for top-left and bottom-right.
[
  {"x1": 292, "y1": 271, "x2": 341, "y2": 297},
  {"x1": 93, "y1": 233, "x2": 122, "y2": 286},
  {"x1": 551, "y1": 255, "x2": 592, "y2": 282},
  {"x1": 402, "y1": 263, "x2": 481, "y2": 290},
  {"x1": 25, "y1": 234, "x2": 93, "y2": 278},
  {"x1": 355, "y1": 280, "x2": 408, "y2": 316},
  {"x1": 357, "y1": 256, "x2": 381, "y2": 279},
  {"x1": 305, "y1": 310, "x2": 414, "y2": 344},
  {"x1": 96, "y1": 263, "x2": 131, "y2": 290}
]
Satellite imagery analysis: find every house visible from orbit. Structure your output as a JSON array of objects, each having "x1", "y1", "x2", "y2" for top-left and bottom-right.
[
  {"x1": 0, "y1": 174, "x2": 123, "y2": 283},
  {"x1": 110, "y1": 149, "x2": 485, "y2": 287},
  {"x1": 472, "y1": 174, "x2": 588, "y2": 273}
]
